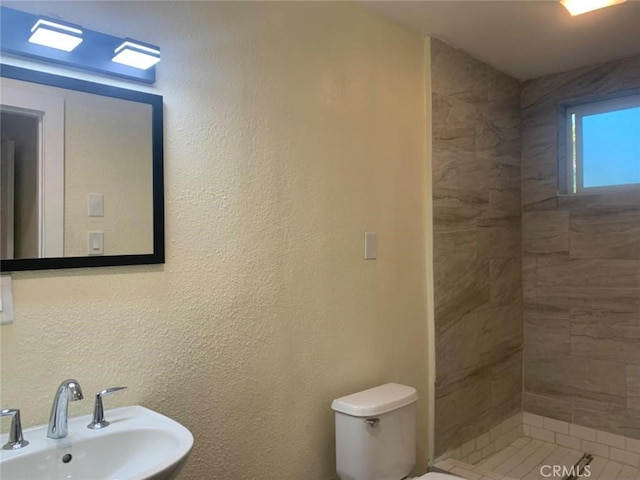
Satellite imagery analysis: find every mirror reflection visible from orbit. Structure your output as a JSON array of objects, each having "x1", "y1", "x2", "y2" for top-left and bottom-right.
[{"x1": 0, "y1": 72, "x2": 157, "y2": 263}]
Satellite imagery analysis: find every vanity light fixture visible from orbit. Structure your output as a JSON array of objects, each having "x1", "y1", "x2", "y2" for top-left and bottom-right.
[
  {"x1": 28, "y1": 18, "x2": 83, "y2": 52},
  {"x1": 112, "y1": 39, "x2": 160, "y2": 70},
  {"x1": 560, "y1": 0, "x2": 627, "y2": 16}
]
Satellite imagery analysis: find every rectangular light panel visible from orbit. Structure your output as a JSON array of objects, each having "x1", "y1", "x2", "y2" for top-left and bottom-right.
[
  {"x1": 560, "y1": 0, "x2": 627, "y2": 16},
  {"x1": 112, "y1": 40, "x2": 160, "y2": 70},
  {"x1": 29, "y1": 19, "x2": 83, "y2": 52}
]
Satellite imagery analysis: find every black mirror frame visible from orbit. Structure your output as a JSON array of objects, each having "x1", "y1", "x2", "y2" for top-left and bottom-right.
[{"x1": 0, "y1": 64, "x2": 164, "y2": 271}]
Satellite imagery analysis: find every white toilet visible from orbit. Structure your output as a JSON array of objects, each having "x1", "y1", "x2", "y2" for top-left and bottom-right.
[{"x1": 332, "y1": 383, "x2": 461, "y2": 480}]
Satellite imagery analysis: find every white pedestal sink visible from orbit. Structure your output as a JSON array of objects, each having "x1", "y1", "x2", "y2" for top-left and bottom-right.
[{"x1": 0, "y1": 405, "x2": 193, "y2": 480}]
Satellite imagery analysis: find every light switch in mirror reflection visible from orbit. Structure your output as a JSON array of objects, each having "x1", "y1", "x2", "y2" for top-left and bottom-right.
[{"x1": 0, "y1": 64, "x2": 164, "y2": 271}]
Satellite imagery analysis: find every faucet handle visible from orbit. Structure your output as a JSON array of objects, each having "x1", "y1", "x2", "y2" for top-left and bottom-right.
[
  {"x1": 1, "y1": 408, "x2": 29, "y2": 450},
  {"x1": 87, "y1": 387, "x2": 126, "y2": 430}
]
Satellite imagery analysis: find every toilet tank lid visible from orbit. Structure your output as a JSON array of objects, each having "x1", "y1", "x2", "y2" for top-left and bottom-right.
[{"x1": 331, "y1": 383, "x2": 418, "y2": 417}]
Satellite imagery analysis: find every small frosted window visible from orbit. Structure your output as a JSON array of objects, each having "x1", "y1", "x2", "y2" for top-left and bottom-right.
[{"x1": 566, "y1": 96, "x2": 640, "y2": 193}]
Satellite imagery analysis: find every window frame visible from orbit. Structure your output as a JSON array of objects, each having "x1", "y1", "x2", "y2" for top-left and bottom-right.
[{"x1": 565, "y1": 94, "x2": 640, "y2": 194}]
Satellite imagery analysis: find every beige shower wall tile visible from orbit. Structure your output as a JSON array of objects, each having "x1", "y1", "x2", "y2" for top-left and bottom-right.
[
  {"x1": 477, "y1": 226, "x2": 521, "y2": 260},
  {"x1": 433, "y1": 142, "x2": 487, "y2": 193},
  {"x1": 490, "y1": 258, "x2": 522, "y2": 305},
  {"x1": 486, "y1": 188, "x2": 521, "y2": 225},
  {"x1": 435, "y1": 369, "x2": 493, "y2": 456},
  {"x1": 436, "y1": 314, "x2": 484, "y2": 379},
  {"x1": 433, "y1": 187, "x2": 488, "y2": 231},
  {"x1": 522, "y1": 172, "x2": 558, "y2": 210},
  {"x1": 525, "y1": 354, "x2": 626, "y2": 405},
  {"x1": 490, "y1": 160, "x2": 520, "y2": 191},
  {"x1": 479, "y1": 303, "x2": 523, "y2": 363},
  {"x1": 571, "y1": 308, "x2": 640, "y2": 364},
  {"x1": 570, "y1": 208, "x2": 640, "y2": 260},
  {"x1": 536, "y1": 258, "x2": 640, "y2": 289},
  {"x1": 432, "y1": 92, "x2": 477, "y2": 144},
  {"x1": 491, "y1": 350, "x2": 522, "y2": 415},
  {"x1": 434, "y1": 257, "x2": 490, "y2": 335},
  {"x1": 479, "y1": 104, "x2": 520, "y2": 160},
  {"x1": 431, "y1": 38, "x2": 489, "y2": 101},
  {"x1": 434, "y1": 228, "x2": 478, "y2": 262},
  {"x1": 523, "y1": 210, "x2": 569, "y2": 254},
  {"x1": 433, "y1": 38, "x2": 522, "y2": 456},
  {"x1": 626, "y1": 366, "x2": 640, "y2": 411},
  {"x1": 573, "y1": 398, "x2": 640, "y2": 440},
  {"x1": 523, "y1": 393, "x2": 573, "y2": 423},
  {"x1": 524, "y1": 304, "x2": 570, "y2": 358},
  {"x1": 521, "y1": 56, "x2": 640, "y2": 110},
  {"x1": 522, "y1": 257, "x2": 536, "y2": 302},
  {"x1": 521, "y1": 120, "x2": 558, "y2": 208},
  {"x1": 536, "y1": 286, "x2": 640, "y2": 312}
]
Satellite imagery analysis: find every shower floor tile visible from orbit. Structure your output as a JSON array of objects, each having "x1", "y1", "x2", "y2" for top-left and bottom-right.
[{"x1": 434, "y1": 435, "x2": 640, "y2": 479}]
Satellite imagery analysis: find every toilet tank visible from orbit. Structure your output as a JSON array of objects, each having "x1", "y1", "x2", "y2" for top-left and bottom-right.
[{"x1": 331, "y1": 383, "x2": 418, "y2": 480}]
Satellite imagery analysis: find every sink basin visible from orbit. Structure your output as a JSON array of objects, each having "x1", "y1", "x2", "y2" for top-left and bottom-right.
[{"x1": 0, "y1": 405, "x2": 193, "y2": 480}]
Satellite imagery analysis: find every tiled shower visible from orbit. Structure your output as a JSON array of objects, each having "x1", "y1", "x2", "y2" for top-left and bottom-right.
[{"x1": 431, "y1": 37, "x2": 640, "y2": 477}]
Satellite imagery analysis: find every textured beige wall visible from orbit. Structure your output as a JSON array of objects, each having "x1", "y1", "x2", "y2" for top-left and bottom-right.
[
  {"x1": 430, "y1": 39, "x2": 522, "y2": 457},
  {"x1": 0, "y1": 2, "x2": 431, "y2": 478},
  {"x1": 521, "y1": 55, "x2": 640, "y2": 439}
]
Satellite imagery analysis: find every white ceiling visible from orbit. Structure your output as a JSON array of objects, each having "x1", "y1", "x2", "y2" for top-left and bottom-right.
[{"x1": 362, "y1": 0, "x2": 640, "y2": 80}]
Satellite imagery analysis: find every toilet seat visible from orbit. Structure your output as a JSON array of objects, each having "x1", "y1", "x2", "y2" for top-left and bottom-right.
[{"x1": 415, "y1": 472, "x2": 463, "y2": 479}]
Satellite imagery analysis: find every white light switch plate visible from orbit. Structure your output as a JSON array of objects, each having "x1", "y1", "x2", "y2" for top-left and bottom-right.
[
  {"x1": 88, "y1": 193, "x2": 104, "y2": 217},
  {"x1": 0, "y1": 275, "x2": 15, "y2": 325},
  {"x1": 88, "y1": 231, "x2": 104, "y2": 255},
  {"x1": 364, "y1": 232, "x2": 377, "y2": 260}
]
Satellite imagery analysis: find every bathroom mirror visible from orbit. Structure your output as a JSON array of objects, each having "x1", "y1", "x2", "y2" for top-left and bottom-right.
[{"x1": 0, "y1": 64, "x2": 164, "y2": 271}]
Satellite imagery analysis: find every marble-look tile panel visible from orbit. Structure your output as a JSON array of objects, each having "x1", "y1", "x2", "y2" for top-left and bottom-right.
[
  {"x1": 489, "y1": 68, "x2": 521, "y2": 105},
  {"x1": 434, "y1": 257, "x2": 490, "y2": 335},
  {"x1": 520, "y1": 116, "x2": 557, "y2": 162},
  {"x1": 489, "y1": 258, "x2": 522, "y2": 305},
  {"x1": 523, "y1": 392, "x2": 573, "y2": 423},
  {"x1": 479, "y1": 303, "x2": 523, "y2": 363},
  {"x1": 570, "y1": 208, "x2": 640, "y2": 260},
  {"x1": 477, "y1": 226, "x2": 521, "y2": 260},
  {"x1": 627, "y1": 365, "x2": 640, "y2": 411},
  {"x1": 434, "y1": 228, "x2": 478, "y2": 262},
  {"x1": 521, "y1": 138, "x2": 558, "y2": 206},
  {"x1": 573, "y1": 398, "x2": 640, "y2": 440},
  {"x1": 524, "y1": 304, "x2": 571, "y2": 358},
  {"x1": 522, "y1": 257, "x2": 536, "y2": 302},
  {"x1": 485, "y1": 188, "x2": 521, "y2": 226},
  {"x1": 597, "y1": 189, "x2": 640, "y2": 208},
  {"x1": 491, "y1": 350, "x2": 522, "y2": 415},
  {"x1": 433, "y1": 187, "x2": 488, "y2": 232},
  {"x1": 490, "y1": 160, "x2": 520, "y2": 191},
  {"x1": 433, "y1": 144, "x2": 487, "y2": 194},
  {"x1": 436, "y1": 314, "x2": 484, "y2": 379},
  {"x1": 522, "y1": 52, "x2": 640, "y2": 453},
  {"x1": 522, "y1": 210, "x2": 569, "y2": 254},
  {"x1": 536, "y1": 257, "x2": 640, "y2": 289},
  {"x1": 432, "y1": 92, "x2": 477, "y2": 144},
  {"x1": 525, "y1": 354, "x2": 626, "y2": 405},
  {"x1": 521, "y1": 55, "x2": 640, "y2": 110},
  {"x1": 535, "y1": 286, "x2": 640, "y2": 313},
  {"x1": 431, "y1": 38, "x2": 489, "y2": 102},
  {"x1": 435, "y1": 368, "x2": 493, "y2": 456},
  {"x1": 521, "y1": 168, "x2": 558, "y2": 209},
  {"x1": 433, "y1": 38, "x2": 522, "y2": 457},
  {"x1": 478, "y1": 103, "x2": 520, "y2": 158},
  {"x1": 571, "y1": 308, "x2": 640, "y2": 364}
]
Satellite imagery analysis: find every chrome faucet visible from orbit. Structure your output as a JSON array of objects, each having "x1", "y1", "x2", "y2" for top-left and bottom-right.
[
  {"x1": 47, "y1": 379, "x2": 84, "y2": 439},
  {"x1": 1, "y1": 409, "x2": 29, "y2": 450}
]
